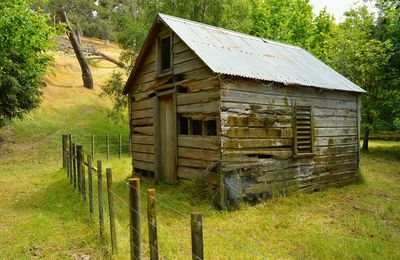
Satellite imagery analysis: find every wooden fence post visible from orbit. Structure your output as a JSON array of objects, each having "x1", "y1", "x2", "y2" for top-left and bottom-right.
[
  {"x1": 191, "y1": 213, "x2": 204, "y2": 260},
  {"x1": 147, "y1": 189, "x2": 158, "y2": 260},
  {"x1": 106, "y1": 134, "x2": 109, "y2": 160},
  {"x1": 97, "y1": 160, "x2": 104, "y2": 239},
  {"x1": 106, "y1": 168, "x2": 118, "y2": 255},
  {"x1": 81, "y1": 150, "x2": 86, "y2": 201},
  {"x1": 119, "y1": 134, "x2": 122, "y2": 158},
  {"x1": 129, "y1": 178, "x2": 141, "y2": 260},
  {"x1": 69, "y1": 135, "x2": 73, "y2": 184},
  {"x1": 76, "y1": 145, "x2": 83, "y2": 193},
  {"x1": 91, "y1": 133, "x2": 95, "y2": 159},
  {"x1": 62, "y1": 134, "x2": 68, "y2": 169},
  {"x1": 87, "y1": 154, "x2": 94, "y2": 218},
  {"x1": 72, "y1": 143, "x2": 77, "y2": 190}
]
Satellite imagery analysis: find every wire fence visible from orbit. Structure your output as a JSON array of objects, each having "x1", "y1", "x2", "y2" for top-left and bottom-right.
[{"x1": 61, "y1": 134, "x2": 268, "y2": 259}]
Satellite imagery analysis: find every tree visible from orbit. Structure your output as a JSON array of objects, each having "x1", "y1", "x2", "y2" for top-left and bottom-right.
[
  {"x1": 325, "y1": 5, "x2": 399, "y2": 151},
  {"x1": 0, "y1": 0, "x2": 54, "y2": 127}
]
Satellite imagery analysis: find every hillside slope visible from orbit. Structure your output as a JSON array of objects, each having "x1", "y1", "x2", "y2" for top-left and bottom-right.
[{"x1": 0, "y1": 38, "x2": 128, "y2": 259}]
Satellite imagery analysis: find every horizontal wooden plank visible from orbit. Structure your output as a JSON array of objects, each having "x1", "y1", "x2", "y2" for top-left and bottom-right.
[
  {"x1": 178, "y1": 136, "x2": 220, "y2": 150},
  {"x1": 132, "y1": 108, "x2": 153, "y2": 119},
  {"x1": 177, "y1": 147, "x2": 219, "y2": 161},
  {"x1": 177, "y1": 167, "x2": 204, "y2": 179},
  {"x1": 221, "y1": 78, "x2": 358, "y2": 102},
  {"x1": 133, "y1": 152, "x2": 154, "y2": 163},
  {"x1": 221, "y1": 138, "x2": 292, "y2": 149},
  {"x1": 132, "y1": 134, "x2": 154, "y2": 145},
  {"x1": 222, "y1": 114, "x2": 292, "y2": 128},
  {"x1": 174, "y1": 49, "x2": 198, "y2": 65},
  {"x1": 132, "y1": 126, "x2": 154, "y2": 136},
  {"x1": 315, "y1": 128, "x2": 357, "y2": 137},
  {"x1": 222, "y1": 127, "x2": 292, "y2": 138},
  {"x1": 132, "y1": 144, "x2": 154, "y2": 154},
  {"x1": 315, "y1": 136, "x2": 358, "y2": 146},
  {"x1": 177, "y1": 100, "x2": 219, "y2": 114},
  {"x1": 221, "y1": 149, "x2": 293, "y2": 161},
  {"x1": 314, "y1": 108, "x2": 357, "y2": 118},
  {"x1": 174, "y1": 57, "x2": 207, "y2": 75},
  {"x1": 221, "y1": 102, "x2": 292, "y2": 116},
  {"x1": 132, "y1": 117, "x2": 154, "y2": 127},
  {"x1": 133, "y1": 160, "x2": 154, "y2": 172},
  {"x1": 315, "y1": 145, "x2": 358, "y2": 155},
  {"x1": 222, "y1": 157, "x2": 314, "y2": 173},
  {"x1": 314, "y1": 117, "x2": 357, "y2": 128},
  {"x1": 176, "y1": 90, "x2": 219, "y2": 106},
  {"x1": 178, "y1": 158, "x2": 211, "y2": 168},
  {"x1": 220, "y1": 89, "x2": 356, "y2": 110},
  {"x1": 132, "y1": 99, "x2": 154, "y2": 111},
  {"x1": 186, "y1": 76, "x2": 220, "y2": 92}
]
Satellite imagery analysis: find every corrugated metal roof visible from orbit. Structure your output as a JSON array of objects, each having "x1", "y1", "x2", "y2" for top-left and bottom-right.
[{"x1": 158, "y1": 13, "x2": 365, "y2": 93}]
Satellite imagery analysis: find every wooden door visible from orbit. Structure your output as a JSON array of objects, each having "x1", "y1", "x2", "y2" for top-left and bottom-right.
[{"x1": 158, "y1": 94, "x2": 177, "y2": 184}]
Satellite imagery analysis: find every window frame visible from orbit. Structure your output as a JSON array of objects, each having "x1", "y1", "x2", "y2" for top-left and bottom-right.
[
  {"x1": 156, "y1": 33, "x2": 173, "y2": 77},
  {"x1": 292, "y1": 105, "x2": 314, "y2": 157},
  {"x1": 178, "y1": 115, "x2": 219, "y2": 137}
]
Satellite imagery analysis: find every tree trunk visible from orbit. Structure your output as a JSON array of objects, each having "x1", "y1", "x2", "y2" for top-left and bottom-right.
[
  {"x1": 59, "y1": 8, "x2": 94, "y2": 89},
  {"x1": 362, "y1": 114, "x2": 372, "y2": 151},
  {"x1": 362, "y1": 127, "x2": 369, "y2": 151}
]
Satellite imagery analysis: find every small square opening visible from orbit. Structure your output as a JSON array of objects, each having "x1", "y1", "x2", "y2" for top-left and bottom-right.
[
  {"x1": 179, "y1": 116, "x2": 189, "y2": 135},
  {"x1": 192, "y1": 120, "x2": 202, "y2": 135},
  {"x1": 204, "y1": 120, "x2": 217, "y2": 136}
]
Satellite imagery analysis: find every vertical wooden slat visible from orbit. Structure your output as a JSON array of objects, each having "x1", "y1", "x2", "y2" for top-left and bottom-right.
[
  {"x1": 72, "y1": 143, "x2": 77, "y2": 190},
  {"x1": 106, "y1": 168, "x2": 118, "y2": 255},
  {"x1": 76, "y1": 145, "x2": 83, "y2": 193},
  {"x1": 68, "y1": 134, "x2": 73, "y2": 184},
  {"x1": 87, "y1": 154, "x2": 94, "y2": 217},
  {"x1": 129, "y1": 178, "x2": 141, "y2": 260},
  {"x1": 62, "y1": 134, "x2": 68, "y2": 169},
  {"x1": 81, "y1": 150, "x2": 86, "y2": 201},
  {"x1": 97, "y1": 160, "x2": 104, "y2": 239},
  {"x1": 147, "y1": 189, "x2": 158, "y2": 260},
  {"x1": 191, "y1": 213, "x2": 204, "y2": 260}
]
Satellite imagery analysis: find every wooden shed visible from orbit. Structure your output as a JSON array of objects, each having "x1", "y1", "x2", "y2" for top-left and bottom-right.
[{"x1": 123, "y1": 14, "x2": 366, "y2": 208}]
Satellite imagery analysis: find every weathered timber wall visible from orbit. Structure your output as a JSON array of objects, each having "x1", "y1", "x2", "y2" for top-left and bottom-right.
[
  {"x1": 129, "y1": 23, "x2": 220, "y2": 178},
  {"x1": 220, "y1": 77, "x2": 360, "y2": 200}
]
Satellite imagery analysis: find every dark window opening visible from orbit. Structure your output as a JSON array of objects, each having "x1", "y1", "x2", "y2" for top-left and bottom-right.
[
  {"x1": 192, "y1": 120, "x2": 203, "y2": 135},
  {"x1": 204, "y1": 120, "x2": 217, "y2": 136},
  {"x1": 177, "y1": 85, "x2": 188, "y2": 93},
  {"x1": 160, "y1": 36, "x2": 171, "y2": 72},
  {"x1": 179, "y1": 116, "x2": 189, "y2": 135},
  {"x1": 173, "y1": 74, "x2": 185, "y2": 82},
  {"x1": 247, "y1": 154, "x2": 273, "y2": 159}
]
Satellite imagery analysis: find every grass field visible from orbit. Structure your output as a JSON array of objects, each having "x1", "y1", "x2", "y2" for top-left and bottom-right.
[{"x1": 0, "y1": 40, "x2": 399, "y2": 259}]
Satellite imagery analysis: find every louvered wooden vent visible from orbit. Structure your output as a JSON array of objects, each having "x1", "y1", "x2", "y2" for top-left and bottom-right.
[{"x1": 293, "y1": 106, "x2": 313, "y2": 155}]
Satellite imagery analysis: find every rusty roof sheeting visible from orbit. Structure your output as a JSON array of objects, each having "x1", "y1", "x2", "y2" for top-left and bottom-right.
[{"x1": 158, "y1": 13, "x2": 365, "y2": 93}]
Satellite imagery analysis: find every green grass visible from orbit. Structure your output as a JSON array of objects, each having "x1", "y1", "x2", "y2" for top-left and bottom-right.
[{"x1": 1, "y1": 52, "x2": 399, "y2": 259}]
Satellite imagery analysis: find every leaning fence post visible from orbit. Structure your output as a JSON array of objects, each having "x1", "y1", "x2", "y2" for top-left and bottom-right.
[
  {"x1": 62, "y1": 134, "x2": 68, "y2": 169},
  {"x1": 97, "y1": 160, "x2": 104, "y2": 239},
  {"x1": 119, "y1": 134, "x2": 122, "y2": 159},
  {"x1": 129, "y1": 178, "x2": 141, "y2": 260},
  {"x1": 91, "y1": 133, "x2": 95, "y2": 159},
  {"x1": 106, "y1": 134, "x2": 109, "y2": 160},
  {"x1": 106, "y1": 168, "x2": 118, "y2": 255},
  {"x1": 191, "y1": 213, "x2": 204, "y2": 260},
  {"x1": 72, "y1": 143, "x2": 77, "y2": 189},
  {"x1": 76, "y1": 145, "x2": 83, "y2": 192},
  {"x1": 147, "y1": 189, "x2": 158, "y2": 260},
  {"x1": 87, "y1": 154, "x2": 94, "y2": 218}
]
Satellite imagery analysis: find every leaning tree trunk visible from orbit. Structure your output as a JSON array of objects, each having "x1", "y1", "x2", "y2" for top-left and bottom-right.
[
  {"x1": 59, "y1": 8, "x2": 94, "y2": 89},
  {"x1": 362, "y1": 114, "x2": 372, "y2": 151}
]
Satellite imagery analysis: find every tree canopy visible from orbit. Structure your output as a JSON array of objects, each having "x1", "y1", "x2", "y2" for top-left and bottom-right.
[{"x1": 0, "y1": 0, "x2": 55, "y2": 127}]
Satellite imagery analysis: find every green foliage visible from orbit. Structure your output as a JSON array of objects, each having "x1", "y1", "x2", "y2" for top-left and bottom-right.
[
  {"x1": 0, "y1": 0, "x2": 54, "y2": 127},
  {"x1": 100, "y1": 71, "x2": 128, "y2": 123}
]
